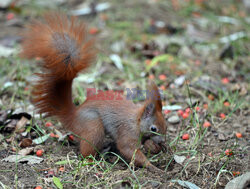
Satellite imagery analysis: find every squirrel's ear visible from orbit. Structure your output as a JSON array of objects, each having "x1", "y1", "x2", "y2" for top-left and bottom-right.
[
  {"x1": 141, "y1": 102, "x2": 155, "y2": 120},
  {"x1": 147, "y1": 81, "x2": 162, "y2": 111}
]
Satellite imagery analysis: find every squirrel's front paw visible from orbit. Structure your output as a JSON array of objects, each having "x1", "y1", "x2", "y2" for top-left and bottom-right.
[
  {"x1": 144, "y1": 139, "x2": 162, "y2": 154},
  {"x1": 146, "y1": 163, "x2": 165, "y2": 174}
]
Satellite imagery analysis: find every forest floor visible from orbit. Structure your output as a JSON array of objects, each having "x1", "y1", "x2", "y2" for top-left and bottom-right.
[{"x1": 0, "y1": 0, "x2": 249, "y2": 188}]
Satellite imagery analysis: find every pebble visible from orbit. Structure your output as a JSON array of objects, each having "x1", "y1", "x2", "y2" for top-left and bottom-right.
[
  {"x1": 167, "y1": 115, "x2": 180, "y2": 124},
  {"x1": 225, "y1": 172, "x2": 250, "y2": 189},
  {"x1": 174, "y1": 75, "x2": 185, "y2": 87}
]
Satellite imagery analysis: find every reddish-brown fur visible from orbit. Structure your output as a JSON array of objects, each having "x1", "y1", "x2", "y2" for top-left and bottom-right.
[{"x1": 21, "y1": 12, "x2": 167, "y2": 172}]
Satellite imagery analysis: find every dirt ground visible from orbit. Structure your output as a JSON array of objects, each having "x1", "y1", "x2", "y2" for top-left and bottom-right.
[{"x1": 0, "y1": 0, "x2": 249, "y2": 188}]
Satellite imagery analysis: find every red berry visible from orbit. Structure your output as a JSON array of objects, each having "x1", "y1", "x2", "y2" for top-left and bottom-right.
[
  {"x1": 160, "y1": 85, "x2": 166, "y2": 90},
  {"x1": 159, "y1": 74, "x2": 167, "y2": 81},
  {"x1": 223, "y1": 101, "x2": 230, "y2": 107},
  {"x1": 185, "y1": 108, "x2": 191, "y2": 113},
  {"x1": 68, "y1": 135, "x2": 74, "y2": 141},
  {"x1": 89, "y1": 27, "x2": 99, "y2": 35},
  {"x1": 182, "y1": 133, "x2": 189, "y2": 140},
  {"x1": 225, "y1": 149, "x2": 233, "y2": 156},
  {"x1": 164, "y1": 110, "x2": 171, "y2": 114},
  {"x1": 145, "y1": 59, "x2": 151, "y2": 65},
  {"x1": 208, "y1": 152, "x2": 212, "y2": 157},
  {"x1": 182, "y1": 112, "x2": 189, "y2": 119},
  {"x1": 220, "y1": 113, "x2": 226, "y2": 119},
  {"x1": 221, "y1": 77, "x2": 229, "y2": 84},
  {"x1": 59, "y1": 167, "x2": 65, "y2": 172},
  {"x1": 100, "y1": 13, "x2": 108, "y2": 21},
  {"x1": 177, "y1": 110, "x2": 184, "y2": 116},
  {"x1": 6, "y1": 13, "x2": 15, "y2": 20},
  {"x1": 36, "y1": 150, "x2": 43, "y2": 157},
  {"x1": 50, "y1": 133, "x2": 56, "y2": 137},
  {"x1": 208, "y1": 94, "x2": 214, "y2": 101},
  {"x1": 203, "y1": 121, "x2": 211, "y2": 128},
  {"x1": 35, "y1": 186, "x2": 42, "y2": 189},
  {"x1": 235, "y1": 132, "x2": 242, "y2": 138},
  {"x1": 203, "y1": 103, "x2": 208, "y2": 109},
  {"x1": 195, "y1": 60, "x2": 201, "y2": 65},
  {"x1": 232, "y1": 171, "x2": 240, "y2": 176},
  {"x1": 195, "y1": 107, "x2": 200, "y2": 111},
  {"x1": 148, "y1": 74, "x2": 155, "y2": 80},
  {"x1": 45, "y1": 122, "x2": 52, "y2": 127}
]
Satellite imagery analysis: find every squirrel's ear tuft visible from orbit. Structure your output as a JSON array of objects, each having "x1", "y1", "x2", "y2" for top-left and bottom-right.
[{"x1": 147, "y1": 81, "x2": 162, "y2": 111}]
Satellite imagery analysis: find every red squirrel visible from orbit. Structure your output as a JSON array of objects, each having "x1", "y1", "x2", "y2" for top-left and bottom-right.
[{"x1": 21, "y1": 12, "x2": 167, "y2": 172}]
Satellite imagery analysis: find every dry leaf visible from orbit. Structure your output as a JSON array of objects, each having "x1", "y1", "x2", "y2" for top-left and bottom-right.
[
  {"x1": 19, "y1": 138, "x2": 33, "y2": 148},
  {"x1": 18, "y1": 147, "x2": 34, "y2": 156},
  {"x1": 6, "y1": 135, "x2": 15, "y2": 143},
  {"x1": 15, "y1": 116, "x2": 29, "y2": 133},
  {"x1": 2, "y1": 155, "x2": 43, "y2": 164},
  {"x1": 174, "y1": 155, "x2": 186, "y2": 165}
]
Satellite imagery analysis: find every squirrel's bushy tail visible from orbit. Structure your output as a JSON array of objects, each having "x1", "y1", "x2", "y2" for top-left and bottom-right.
[{"x1": 21, "y1": 12, "x2": 96, "y2": 125}]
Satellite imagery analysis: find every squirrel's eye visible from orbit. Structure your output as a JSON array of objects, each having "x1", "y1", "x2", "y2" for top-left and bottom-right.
[{"x1": 150, "y1": 125, "x2": 158, "y2": 132}]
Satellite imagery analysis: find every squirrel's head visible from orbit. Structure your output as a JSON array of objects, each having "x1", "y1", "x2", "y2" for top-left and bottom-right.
[{"x1": 138, "y1": 81, "x2": 167, "y2": 144}]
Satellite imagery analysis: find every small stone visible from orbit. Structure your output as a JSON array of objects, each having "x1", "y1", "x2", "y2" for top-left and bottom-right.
[
  {"x1": 174, "y1": 155, "x2": 186, "y2": 165},
  {"x1": 225, "y1": 172, "x2": 250, "y2": 189},
  {"x1": 151, "y1": 181, "x2": 160, "y2": 187},
  {"x1": 218, "y1": 133, "x2": 227, "y2": 141},
  {"x1": 168, "y1": 115, "x2": 180, "y2": 124},
  {"x1": 179, "y1": 46, "x2": 193, "y2": 58},
  {"x1": 174, "y1": 75, "x2": 185, "y2": 87}
]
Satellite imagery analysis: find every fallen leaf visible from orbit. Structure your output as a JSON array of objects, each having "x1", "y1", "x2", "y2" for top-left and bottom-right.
[
  {"x1": 53, "y1": 176, "x2": 63, "y2": 189},
  {"x1": 110, "y1": 54, "x2": 124, "y2": 71},
  {"x1": 218, "y1": 133, "x2": 227, "y2": 141},
  {"x1": 0, "y1": 110, "x2": 8, "y2": 125},
  {"x1": 6, "y1": 135, "x2": 14, "y2": 143},
  {"x1": 172, "y1": 179, "x2": 201, "y2": 189},
  {"x1": 18, "y1": 147, "x2": 34, "y2": 156},
  {"x1": 71, "y1": 2, "x2": 111, "y2": 16},
  {"x1": 4, "y1": 119, "x2": 18, "y2": 132},
  {"x1": 0, "y1": 44, "x2": 16, "y2": 57},
  {"x1": 0, "y1": 0, "x2": 12, "y2": 8},
  {"x1": 174, "y1": 155, "x2": 186, "y2": 165},
  {"x1": 2, "y1": 155, "x2": 43, "y2": 164},
  {"x1": 19, "y1": 138, "x2": 33, "y2": 148},
  {"x1": 32, "y1": 134, "x2": 50, "y2": 144},
  {"x1": 15, "y1": 116, "x2": 29, "y2": 133},
  {"x1": 220, "y1": 31, "x2": 246, "y2": 43},
  {"x1": 163, "y1": 105, "x2": 182, "y2": 111}
]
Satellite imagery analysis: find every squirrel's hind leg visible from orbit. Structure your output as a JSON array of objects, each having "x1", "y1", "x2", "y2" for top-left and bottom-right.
[{"x1": 78, "y1": 118, "x2": 105, "y2": 157}]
